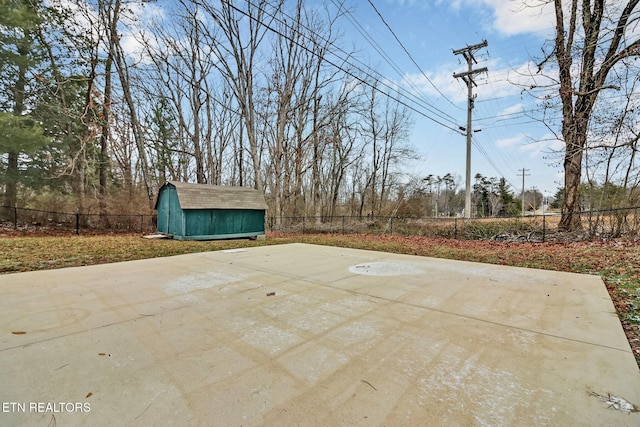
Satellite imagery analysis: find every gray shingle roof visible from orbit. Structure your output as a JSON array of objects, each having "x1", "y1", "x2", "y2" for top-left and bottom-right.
[{"x1": 161, "y1": 181, "x2": 268, "y2": 210}]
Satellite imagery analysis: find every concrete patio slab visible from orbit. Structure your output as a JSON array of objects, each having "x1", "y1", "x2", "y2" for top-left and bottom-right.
[{"x1": 0, "y1": 243, "x2": 638, "y2": 426}]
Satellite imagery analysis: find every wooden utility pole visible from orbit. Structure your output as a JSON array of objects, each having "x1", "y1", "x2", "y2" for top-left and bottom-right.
[
  {"x1": 453, "y1": 40, "x2": 488, "y2": 219},
  {"x1": 519, "y1": 168, "x2": 530, "y2": 214}
]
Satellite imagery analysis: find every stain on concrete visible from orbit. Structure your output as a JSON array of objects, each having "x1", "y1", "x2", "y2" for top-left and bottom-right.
[{"x1": 348, "y1": 261, "x2": 425, "y2": 276}]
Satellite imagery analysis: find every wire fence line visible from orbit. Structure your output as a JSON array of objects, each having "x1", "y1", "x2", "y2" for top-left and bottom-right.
[
  {"x1": 270, "y1": 206, "x2": 640, "y2": 242},
  {"x1": 2, "y1": 205, "x2": 640, "y2": 242},
  {"x1": 0, "y1": 206, "x2": 156, "y2": 235}
]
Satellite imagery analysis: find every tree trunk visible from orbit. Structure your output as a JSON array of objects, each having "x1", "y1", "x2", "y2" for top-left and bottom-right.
[
  {"x1": 559, "y1": 135, "x2": 584, "y2": 230},
  {"x1": 5, "y1": 35, "x2": 29, "y2": 208},
  {"x1": 4, "y1": 152, "x2": 19, "y2": 207},
  {"x1": 113, "y1": 25, "x2": 154, "y2": 205},
  {"x1": 99, "y1": 0, "x2": 119, "y2": 216}
]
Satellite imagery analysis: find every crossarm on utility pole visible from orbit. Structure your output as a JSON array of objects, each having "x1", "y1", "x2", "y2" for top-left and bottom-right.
[{"x1": 453, "y1": 42, "x2": 488, "y2": 219}]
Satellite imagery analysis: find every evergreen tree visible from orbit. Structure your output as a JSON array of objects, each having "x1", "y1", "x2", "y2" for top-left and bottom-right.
[
  {"x1": 497, "y1": 178, "x2": 519, "y2": 216},
  {"x1": 0, "y1": 0, "x2": 50, "y2": 206}
]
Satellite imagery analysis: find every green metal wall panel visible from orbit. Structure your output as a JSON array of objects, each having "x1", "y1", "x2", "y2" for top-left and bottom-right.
[
  {"x1": 156, "y1": 190, "x2": 169, "y2": 233},
  {"x1": 157, "y1": 184, "x2": 185, "y2": 236},
  {"x1": 240, "y1": 210, "x2": 266, "y2": 233},
  {"x1": 169, "y1": 187, "x2": 184, "y2": 235},
  {"x1": 184, "y1": 209, "x2": 265, "y2": 238}
]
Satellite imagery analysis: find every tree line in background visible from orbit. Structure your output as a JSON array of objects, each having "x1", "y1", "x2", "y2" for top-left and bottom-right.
[
  {"x1": 1, "y1": 0, "x2": 639, "y2": 229},
  {"x1": 363, "y1": 173, "x2": 634, "y2": 219},
  {"x1": 1, "y1": 0, "x2": 420, "y2": 223}
]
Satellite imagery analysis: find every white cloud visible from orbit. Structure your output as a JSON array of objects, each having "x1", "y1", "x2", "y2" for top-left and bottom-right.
[
  {"x1": 488, "y1": 0, "x2": 555, "y2": 36},
  {"x1": 46, "y1": 0, "x2": 99, "y2": 42},
  {"x1": 402, "y1": 65, "x2": 469, "y2": 104},
  {"x1": 499, "y1": 102, "x2": 525, "y2": 116},
  {"x1": 386, "y1": 0, "x2": 418, "y2": 6},
  {"x1": 118, "y1": 2, "x2": 168, "y2": 61},
  {"x1": 519, "y1": 132, "x2": 564, "y2": 159},
  {"x1": 496, "y1": 134, "x2": 524, "y2": 148},
  {"x1": 400, "y1": 53, "x2": 558, "y2": 110},
  {"x1": 459, "y1": 0, "x2": 556, "y2": 36},
  {"x1": 436, "y1": 0, "x2": 464, "y2": 11},
  {"x1": 472, "y1": 0, "x2": 635, "y2": 40},
  {"x1": 494, "y1": 131, "x2": 562, "y2": 160},
  {"x1": 125, "y1": 2, "x2": 167, "y2": 24},
  {"x1": 477, "y1": 58, "x2": 552, "y2": 98}
]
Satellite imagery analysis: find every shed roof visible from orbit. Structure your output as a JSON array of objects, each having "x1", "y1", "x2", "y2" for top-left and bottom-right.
[{"x1": 158, "y1": 181, "x2": 268, "y2": 210}]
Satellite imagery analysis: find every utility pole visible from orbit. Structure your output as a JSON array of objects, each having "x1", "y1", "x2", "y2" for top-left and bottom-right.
[
  {"x1": 519, "y1": 168, "x2": 530, "y2": 215},
  {"x1": 453, "y1": 40, "x2": 488, "y2": 219}
]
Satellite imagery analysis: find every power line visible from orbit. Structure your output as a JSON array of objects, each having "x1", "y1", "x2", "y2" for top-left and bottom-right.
[
  {"x1": 478, "y1": 120, "x2": 542, "y2": 130},
  {"x1": 472, "y1": 136, "x2": 512, "y2": 186},
  {"x1": 326, "y1": 1, "x2": 461, "y2": 125},
  {"x1": 365, "y1": 0, "x2": 460, "y2": 109},
  {"x1": 328, "y1": 0, "x2": 458, "y2": 124},
  {"x1": 475, "y1": 108, "x2": 542, "y2": 121},
  {"x1": 226, "y1": 0, "x2": 464, "y2": 133}
]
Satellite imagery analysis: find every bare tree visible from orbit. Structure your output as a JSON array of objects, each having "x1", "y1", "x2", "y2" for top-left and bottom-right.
[
  {"x1": 585, "y1": 64, "x2": 640, "y2": 204},
  {"x1": 302, "y1": 3, "x2": 350, "y2": 220},
  {"x1": 263, "y1": 1, "x2": 306, "y2": 223},
  {"x1": 378, "y1": 96, "x2": 414, "y2": 210},
  {"x1": 539, "y1": 0, "x2": 640, "y2": 230},
  {"x1": 97, "y1": 0, "x2": 119, "y2": 214},
  {"x1": 208, "y1": 83, "x2": 239, "y2": 185},
  {"x1": 195, "y1": 0, "x2": 285, "y2": 192},
  {"x1": 361, "y1": 84, "x2": 381, "y2": 216},
  {"x1": 110, "y1": 104, "x2": 135, "y2": 197},
  {"x1": 261, "y1": 0, "x2": 351, "y2": 220},
  {"x1": 324, "y1": 93, "x2": 363, "y2": 217},
  {"x1": 140, "y1": 0, "x2": 242, "y2": 188},
  {"x1": 111, "y1": 17, "x2": 155, "y2": 206},
  {"x1": 358, "y1": 82, "x2": 415, "y2": 216}
]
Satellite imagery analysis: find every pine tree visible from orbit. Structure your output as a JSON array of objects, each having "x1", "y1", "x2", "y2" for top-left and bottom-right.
[
  {"x1": 0, "y1": 0, "x2": 49, "y2": 206},
  {"x1": 497, "y1": 178, "x2": 519, "y2": 216}
]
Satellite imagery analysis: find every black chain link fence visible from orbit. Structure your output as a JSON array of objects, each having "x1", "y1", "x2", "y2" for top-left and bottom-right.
[
  {"x1": 0, "y1": 206, "x2": 156, "y2": 235},
  {"x1": 269, "y1": 206, "x2": 640, "y2": 242},
  {"x1": 2, "y1": 205, "x2": 639, "y2": 241}
]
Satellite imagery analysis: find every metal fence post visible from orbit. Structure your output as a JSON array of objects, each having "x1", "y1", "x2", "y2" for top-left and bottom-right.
[
  {"x1": 302, "y1": 216, "x2": 305, "y2": 234},
  {"x1": 13, "y1": 207, "x2": 17, "y2": 229},
  {"x1": 140, "y1": 215, "x2": 144, "y2": 233},
  {"x1": 542, "y1": 214, "x2": 546, "y2": 243},
  {"x1": 342, "y1": 216, "x2": 345, "y2": 234},
  {"x1": 75, "y1": 213, "x2": 80, "y2": 235},
  {"x1": 390, "y1": 217, "x2": 393, "y2": 235},
  {"x1": 454, "y1": 218, "x2": 458, "y2": 239}
]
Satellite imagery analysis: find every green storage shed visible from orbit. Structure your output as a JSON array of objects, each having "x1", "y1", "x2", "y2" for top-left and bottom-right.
[{"x1": 155, "y1": 181, "x2": 267, "y2": 240}]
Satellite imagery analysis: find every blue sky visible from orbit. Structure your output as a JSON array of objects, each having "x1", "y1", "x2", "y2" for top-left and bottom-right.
[
  {"x1": 329, "y1": 0, "x2": 563, "y2": 197},
  {"x1": 116, "y1": 0, "x2": 565, "y2": 197}
]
